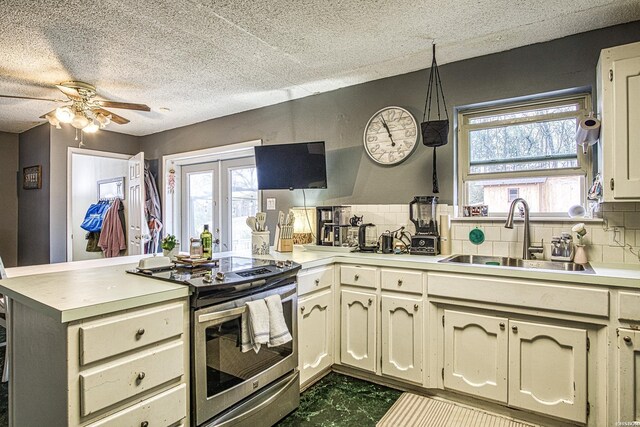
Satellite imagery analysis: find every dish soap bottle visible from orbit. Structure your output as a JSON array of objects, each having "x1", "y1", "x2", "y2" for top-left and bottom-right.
[{"x1": 200, "y1": 224, "x2": 213, "y2": 259}]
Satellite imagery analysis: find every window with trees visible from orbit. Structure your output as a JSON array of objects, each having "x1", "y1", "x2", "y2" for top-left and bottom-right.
[{"x1": 458, "y1": 93, "x2": 592, "y2": 216}]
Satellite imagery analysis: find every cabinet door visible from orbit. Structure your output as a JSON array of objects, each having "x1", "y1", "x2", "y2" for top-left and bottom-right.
[
  {"x1": 619, "y1": 329, "x2": 640, "y2": 422},
  {"x1": 341, "y1": 290, "x2": 377, "y2": 372},
  {"x1": 298, "y1": 290, "x2": 333, "y2": 386},
  {"x1": 612, "y1": 55, "x2": 640, "y2": 198},
  {"x1": 381, "y1": 295, "x2": 422, "y2": 383},
  {"x1": 443, "y1": 310, "x2": 508, "y2": 403},
  {"x1": 508, "y1": 320, "x2": 587, "y2": 423}
]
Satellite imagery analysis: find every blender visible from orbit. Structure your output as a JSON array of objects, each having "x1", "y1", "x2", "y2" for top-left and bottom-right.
[{"x1": 409, "y1": 196, "x2": 440, "y2": 255}]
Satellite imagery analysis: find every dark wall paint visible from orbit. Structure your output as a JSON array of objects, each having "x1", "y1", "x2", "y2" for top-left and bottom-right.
[
  {"x1": 18, "y1": 125, "x2": 51, "y2": 266},
  {"x1": 0, "y1": 132, "x2": 19, "y2": 267},
  {"x1": 139, "y1": 21, "x2": 640, "y2": 235}
]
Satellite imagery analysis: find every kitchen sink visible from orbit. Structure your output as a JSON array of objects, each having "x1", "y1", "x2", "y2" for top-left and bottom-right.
[{"x1": 438, "y1": 254, "x2": 595, "y2": 274}]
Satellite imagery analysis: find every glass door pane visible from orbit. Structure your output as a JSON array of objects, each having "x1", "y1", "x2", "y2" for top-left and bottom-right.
[
  {"x1": 181, "y1": 163, "x2": 218, "y2": 251},
  {"x1": 229, "y1": 167, "x2": 258, "y2": 251}
]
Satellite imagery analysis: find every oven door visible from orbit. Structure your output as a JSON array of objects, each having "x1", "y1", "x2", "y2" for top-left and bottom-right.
[{"x1": 193, "y1": 281, "x2": 298, "y2": 426}]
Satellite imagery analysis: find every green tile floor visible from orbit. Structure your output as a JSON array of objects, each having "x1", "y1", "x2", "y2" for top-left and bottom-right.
[
  {"x1": 0, "y1": 328, "x2": 7, "y2": 427},
  {"x1": 276, "y1": 373, "x2": 402, "y2": 427}
]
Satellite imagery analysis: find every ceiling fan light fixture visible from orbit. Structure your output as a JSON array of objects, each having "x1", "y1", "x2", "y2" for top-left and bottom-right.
[
  {"x1": 71, "y1": 112, "x2": 90, "y2": 129},
  {"x1": 95, "y1": 113, "x2": 111, "y2": 128},
  {"x1": 55, "y1": 106, "x2": 74, "y2": 123},
  {"x1": 45, "y1": 113, "x2": 61, "y2": 129},
  {"x1": 83, "y1": 121, "x2": 99, "y2": 133}
]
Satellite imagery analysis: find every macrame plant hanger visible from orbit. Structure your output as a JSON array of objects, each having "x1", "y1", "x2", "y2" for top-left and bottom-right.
[{"x1": 421, "y1": 43, "x2": 450, "y2": 194}]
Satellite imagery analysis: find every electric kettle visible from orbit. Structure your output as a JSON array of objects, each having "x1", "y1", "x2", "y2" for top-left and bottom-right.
[{"x1": 358, "y1": 224, "x2": 378, "y2": 252}]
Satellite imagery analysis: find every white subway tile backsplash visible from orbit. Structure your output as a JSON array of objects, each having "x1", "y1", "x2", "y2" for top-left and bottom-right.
[
  {"x1": 493, "y1": 242, "x2": 510, "y2": 257},
  {"x1": 453, "y1": 225, "x2": 470, "y2": 241},
  {"x1": 624, "y1": 212, "x2": 640, "y2": 229},
  {"x1": 462, "y1": 241, "x2": 479, "y2": 255},
  {"x1": 603, "y1": 246, "x2": 625, "y2": 263},
  {"x1": 606, "y1": 211, "x2": 625, "y2": 226},
  {"x1": 483, "y1": 226, "x2": 502, "y2": 241},
  {"x1": 587, "y1": 245, "x2": 603, "y2": 262},
  {"x1": 477, "y1": 243, "x2": 494, "y2": 255},
  {"x1": 501, "y1": 227, "x2": 518, "y2": 242},
  {"x1": 624, "y1": 249, "x2": 640, "y2": 264},
  {"x1": 452, "y1": 240, "x2": 462, "y2": 254}
]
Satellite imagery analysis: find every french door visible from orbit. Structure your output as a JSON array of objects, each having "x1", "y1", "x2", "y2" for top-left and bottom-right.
[{"x1": 181, "y1": 157, "x2": 258, "y2": 253}]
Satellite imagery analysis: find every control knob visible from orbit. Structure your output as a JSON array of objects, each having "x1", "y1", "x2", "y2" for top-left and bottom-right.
[
  {"x1": 215, "y1": 271, "x2": 225, "y2": 281},
  {"x1": 275, "y1": 261, "x2": 285, "y2": 268}
]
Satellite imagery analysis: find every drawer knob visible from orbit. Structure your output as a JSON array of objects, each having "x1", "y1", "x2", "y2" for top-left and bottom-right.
[
  {"x1": 511, "y1": 326, "x2": 518, "y2": 333},
  {"x1": 354, "y1": 274, "x2": 360, "y2": 281},
  {"x1": 301, "y1": 306, "x2": 305, "y2": 313},
  {"x1": 141, "y1": 422, "x2": 149, "y2": 427},
  {"x1": 314, "y1": 279, "x2": 320, "y2": 286},
  {"x1": 368, "y1": 298, "x2": 373, "y2": 306},
  {"x1": 398, "y1": 279, "x2": 403, "y2": 286},
  {"x1": 137, "y1": 372, "x2": 146, "y2": 381},
  {"x1": 624, "y1": 336, "x2": 632, "y2": 344},
  {"x1": 413, "y1": 304, "x2": 419, "y2": 311},
  {"x1": 499, "y1": 322, "x2": 505, "y2": 330},
  {"x1": 136, "y1": 328, "x2": 145, "y2": 338}
]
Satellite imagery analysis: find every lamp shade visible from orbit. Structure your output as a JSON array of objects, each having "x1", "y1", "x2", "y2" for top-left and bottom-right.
[
  {"x1": 55, "y1": 106, "x2": 74, "y2": 123},
  {"x1": 71, "y1": 112, "x2": 90, "y2": 129},
  {"x1": 290, "y1": 207, "x2": 316, "y2": 244}
]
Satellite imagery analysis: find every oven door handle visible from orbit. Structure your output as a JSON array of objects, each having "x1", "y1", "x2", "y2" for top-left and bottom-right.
[{"x1": 198, "y1": 306, "x2": 245, "y2": 323}]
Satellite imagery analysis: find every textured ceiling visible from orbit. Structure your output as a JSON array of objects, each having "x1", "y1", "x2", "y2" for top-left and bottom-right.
[{"x1": 1, "y1": 0, "x2": 639, "y2": 136}]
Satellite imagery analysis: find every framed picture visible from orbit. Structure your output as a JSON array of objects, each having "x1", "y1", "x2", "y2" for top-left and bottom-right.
[{"x1": 23, "y1": 165, "x2": 42, "y2": 190}]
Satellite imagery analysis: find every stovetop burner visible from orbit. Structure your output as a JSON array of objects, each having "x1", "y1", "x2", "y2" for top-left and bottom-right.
[{"x1": 127, "y1": 256, "x2": 300, "y2": 307}]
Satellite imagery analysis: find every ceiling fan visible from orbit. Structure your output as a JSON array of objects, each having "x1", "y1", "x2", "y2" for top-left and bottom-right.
[{"x1": 0, "y1": 81, "x2": 150, "y2": 133}]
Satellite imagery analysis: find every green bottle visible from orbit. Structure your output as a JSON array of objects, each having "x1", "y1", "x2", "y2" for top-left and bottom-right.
[{"x1": 200, "y1": 224, "x2": 213, "y2": 259}]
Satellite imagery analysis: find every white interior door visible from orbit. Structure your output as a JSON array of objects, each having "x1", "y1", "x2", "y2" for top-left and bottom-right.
[{"x1": 127, "y1": 152, "x2": 146, "y2": 255}]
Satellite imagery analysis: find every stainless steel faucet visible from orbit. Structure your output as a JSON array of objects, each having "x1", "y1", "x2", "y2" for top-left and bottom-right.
[{"x1": 504, "y1": 198, "x2": 544, "y2": 260}]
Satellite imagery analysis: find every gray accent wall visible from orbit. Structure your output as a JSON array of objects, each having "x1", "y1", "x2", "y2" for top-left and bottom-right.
[
  {"x1": 0, "y1": 131, "x2": 19, "y2": 267},
  {"x1": 140, "y1": 21, "x2": 640, "y2": 235},
  {"x1": 18, "y1": 124, "x2": 51, "y2": 266}
]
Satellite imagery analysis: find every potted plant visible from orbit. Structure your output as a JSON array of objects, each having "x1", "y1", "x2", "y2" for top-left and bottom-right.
[{"x1": 161, "y1": 234, "x2": 179, "y2": 258}]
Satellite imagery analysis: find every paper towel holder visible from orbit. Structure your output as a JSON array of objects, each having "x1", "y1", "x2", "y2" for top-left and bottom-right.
[{"x1": 576, "y1": 112, "x2": 601, "y2": 154}]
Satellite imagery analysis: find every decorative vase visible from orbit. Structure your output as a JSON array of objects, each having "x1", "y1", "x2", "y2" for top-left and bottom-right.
[{"x1": 574, "y1": 244, "x2": 588, "y2": 264}]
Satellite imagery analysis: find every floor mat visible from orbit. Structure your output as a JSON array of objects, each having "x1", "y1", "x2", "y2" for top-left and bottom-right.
[{"x1": 377, "y1": 392, "x2": 539, "y2": 427}]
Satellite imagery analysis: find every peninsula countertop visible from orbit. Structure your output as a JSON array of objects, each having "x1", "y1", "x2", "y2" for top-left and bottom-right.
[{"x1": 2, "y1": 248, "x2": 639, "y2": 323}]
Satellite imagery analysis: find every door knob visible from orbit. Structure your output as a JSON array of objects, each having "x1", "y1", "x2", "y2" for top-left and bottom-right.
[
  {"x1": 398, "y1": 279, "x2": 403, "y2": 286},
  {"x1": 301, "y1": 306, "x2": 305, "y2": 313},
  {"x1": 511, "y1": 325, "x2": 518, "y2": 333},
  {"x1": 315, "y1": 279, "x2": 320, "y2": 286},
  {"x1": 135, "y1": 328, "x2": 145, "y2": 339},
  {"x1": 137, "y1": 372, "x2": 146, "y2": 381},
  {"x1": 499, "y1": 322, "x2": 505, "y2": 330},
  {"x1": 368, "y1": 298, "x2": 373, "y2": 306},
  {"x1": 624, "y1": 336, "x2": 632, "y2": 344},
  {"x1": 355, "y1": 274, "x2": 360, "y2": 281},
  {"x1": 414, "y1": 304, "x2": 419, "y2": 311},
  {"x1": 141, "y1": 422, "x2": 149, "y2": 427}
]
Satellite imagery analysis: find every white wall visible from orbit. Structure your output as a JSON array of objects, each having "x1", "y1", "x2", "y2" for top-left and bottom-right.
[{"x1": 71, "y1": 154, "x2": 128, "y2": 261}]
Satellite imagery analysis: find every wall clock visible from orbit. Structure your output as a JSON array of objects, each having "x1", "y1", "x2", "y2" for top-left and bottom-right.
[{"x1": 363, "y1": 106, "x2": 419, "y2": 165}]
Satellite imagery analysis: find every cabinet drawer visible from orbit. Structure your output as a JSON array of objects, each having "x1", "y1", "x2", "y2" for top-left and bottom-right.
[
  {"x1": 619, "y1": 292, "x2": 640, "y2": 322},
  {"x1": 381, "y1": 269, "x2": 423, "y2": 295},
  {"x1": 340, "y1": 265, "x2": 377, "y2": 289},
  {"x1": 80, "y1": 341, "x2": 184, "y2": 416},
  {"x1": 86, "y1": 383, "x2": 187, "y2": 427},
  {"x1": 298, "y1": 266, "x2": 334, "y2": 296},
  {"x1": 80, "y1": 302, "x2": 184, "y2": 365},
  {"x1": 428, "y1": 273, "x2": 609, "y2": 317}
]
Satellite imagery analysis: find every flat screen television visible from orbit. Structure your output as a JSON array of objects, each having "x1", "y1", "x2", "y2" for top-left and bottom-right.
[{"x1": 254, "y1": 142, "x2": 328, "y2": 190}]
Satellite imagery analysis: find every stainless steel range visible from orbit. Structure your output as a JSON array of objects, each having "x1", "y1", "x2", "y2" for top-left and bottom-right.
[{"x1": 128, "y1": 257, "x2": 301, "y2": 427}]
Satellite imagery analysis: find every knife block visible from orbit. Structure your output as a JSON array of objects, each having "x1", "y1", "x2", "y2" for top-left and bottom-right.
[{"x1": 274, "y1": 224, "x2": 294, "y2": 253}]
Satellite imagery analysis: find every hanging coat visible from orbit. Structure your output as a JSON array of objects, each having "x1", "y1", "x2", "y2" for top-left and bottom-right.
[
  {"x1": 98, "y1": 198, "x2": 127, "y2": 257},
  {"x1": 144, "y1": 163, "x2": 162, "y2": 254}
]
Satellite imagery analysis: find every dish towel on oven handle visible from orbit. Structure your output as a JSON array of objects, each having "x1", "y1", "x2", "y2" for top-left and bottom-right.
[
  {"x1": 241, "y1": 299, "x2": 270, "y2": 353},
  {"x1": 265, "y1": 295, "x2": 292, "y2": 347}
]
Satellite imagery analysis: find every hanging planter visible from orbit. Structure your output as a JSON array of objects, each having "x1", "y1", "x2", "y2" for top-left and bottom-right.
[{"x1": 421, "y1": 43, "x2": 450, "y2": 193}]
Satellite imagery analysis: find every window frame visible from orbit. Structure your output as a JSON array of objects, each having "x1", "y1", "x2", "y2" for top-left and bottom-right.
[{"x1": 457, "y1": 92, "x2": 593, "y2": 216}]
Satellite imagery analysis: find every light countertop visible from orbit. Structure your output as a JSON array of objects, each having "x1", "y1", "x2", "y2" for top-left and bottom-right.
[{"x1": 1, "y1": 247, "x2": 639, "y2": 323}]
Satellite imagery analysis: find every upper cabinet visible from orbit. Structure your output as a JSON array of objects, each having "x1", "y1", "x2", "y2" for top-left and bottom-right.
[{"x1": 598, "y1": 41, "x2": 640, "y2": 201}]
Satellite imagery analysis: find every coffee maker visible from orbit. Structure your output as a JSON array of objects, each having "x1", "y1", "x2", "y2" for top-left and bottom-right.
[
  {"x1": 316, "y1": 206, "x2": 351, "y2": 246},
  {"x1": 409, "y1": 196, "x2": 440, "y2": 255}
]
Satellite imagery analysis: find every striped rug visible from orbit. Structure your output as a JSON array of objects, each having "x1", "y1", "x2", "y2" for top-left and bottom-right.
[{"x1": 376, "y1": 393, "x2": 538, "y2": 427}]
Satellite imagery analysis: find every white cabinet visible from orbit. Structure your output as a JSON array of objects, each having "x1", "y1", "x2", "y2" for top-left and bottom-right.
[
  {"x1": 443, "y1": 310, "x2": 508, "y2": 403},
  {"x1": 619, "y1": 329, "x2": 640, "y2": 422},
  {"x1": 441, "y1": 310, "x2": 588, "y2": 423},
  {"x1": 381, "y1": 295, "x2": 423, "y2": 383},
  {"x1": 508, "y1": 320, "x2": 587, "y2": 423},
  {"x1": 341, "y1": 289, "x2": 377, "y2": 372},
  {"x1": 298, "y1": 289, "x2": 333, "y2": 386},
  {"x1": 598, "y1": 41, "x2": 640, "y2": 201}
]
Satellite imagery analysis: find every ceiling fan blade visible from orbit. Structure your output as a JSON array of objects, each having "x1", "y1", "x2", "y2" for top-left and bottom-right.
[
  {"x1": 93, "y1": 108, "x2": 130, "y2": 125},
  {"x1": 95, "y1": 100, "x2": 151, "y2": 112},
  {"x1": 56, "y1": 84, "x2": 81, "y2": 100},
  {"x1": 0, "y1": 94, "x2": 65, "y2": 103},
  {"x1": 39, "y1": 109, "x2": 58, "y2": 119}
]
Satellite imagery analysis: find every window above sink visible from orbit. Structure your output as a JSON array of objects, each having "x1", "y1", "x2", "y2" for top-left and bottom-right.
[{"x1": 457, "y1": 91, "x2": 593, "y2": 218}]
